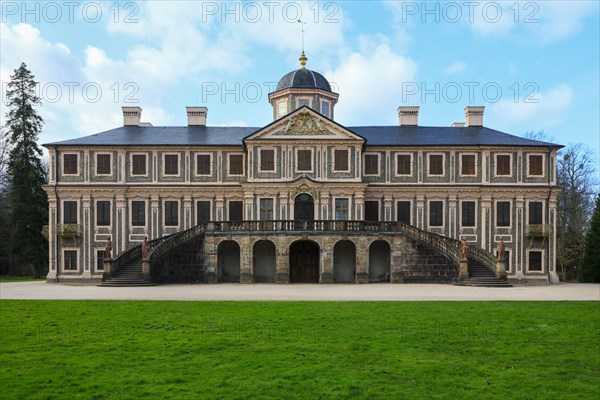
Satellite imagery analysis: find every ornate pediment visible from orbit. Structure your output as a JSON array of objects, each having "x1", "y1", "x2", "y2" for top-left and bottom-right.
[
  {"x1": 276, "y1": 112, "x2": 330, "y2": 136},
  {"x1": 292, "y1": 183, "x2": 317, "y2": 199}
]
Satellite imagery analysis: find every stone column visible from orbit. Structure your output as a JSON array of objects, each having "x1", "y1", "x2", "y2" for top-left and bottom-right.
[
  {"x1": 416, "y1": 195, "x2": 425, "y2": 230},
  {"x1": 150, "y1": 195, "x2": 160, "y2": 239},
  {"x1": 354, "y1": 193, "x2": 365, "y2": 221},
  {"x1": 82, "y1": 195, "x2": 92, "y2": 280},
  {"x1": 384, "y1": 196, "x2": 393, "y2": 222},
  {"x1": 215, "y1": 196, "x2": 224, "y2": 222},
  {"x1": 514, "y1": 196, "x2": 525, "y2": 280},
  {"x1": 480, "y1": 195, "x2": 492, "y2": 251},
  {"x1": 115, "y1": 195, "x2": 127, "y2": 253},
  {"x1": 275, "y1": 236, "x2": 289, "y2": 284},
  {"x1": 448, "y1": 195, "x2": 457, "y2": 239},
  {"x1": 239, "y1": 236, "x2": 253, "y2": 283},
  {"x1": 356, "y1": 236, "x2": 369, "y2": 283},
  {"x1": 320, "y1": 237, "x2": 333, "y2": 284},
  {"x1": 47, "y1": 196, "x2": 58, "y2": 281},
  {"x1": 183, "y1": 195, "x2": 192, "y2": 230}
]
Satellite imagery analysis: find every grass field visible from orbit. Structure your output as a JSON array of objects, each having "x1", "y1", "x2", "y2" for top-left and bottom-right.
[
  {"x1": 0, "y1": 301, "x2": 598, "y2": 399},
  {"x1": 0, "y1": 276, "x2": 45, "y2": 283}
]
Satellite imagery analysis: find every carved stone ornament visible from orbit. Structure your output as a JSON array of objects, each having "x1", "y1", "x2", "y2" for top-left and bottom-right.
[
  {"x1": 282, "y1": 113, "x2": 329, "y2": 135},
  {"x1": 292, "y1": 183, "x2": 316, "y2": 199}
]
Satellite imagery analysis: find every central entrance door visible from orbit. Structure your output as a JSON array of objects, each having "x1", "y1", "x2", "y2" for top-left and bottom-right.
[
  {"x1": 294, "y1": 194, "x2": 314, "y2": 220},
  {"x1": 290, "y1": 241, "x2": 320, "y2": 283}
]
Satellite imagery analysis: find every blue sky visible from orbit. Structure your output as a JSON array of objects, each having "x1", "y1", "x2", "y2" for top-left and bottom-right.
[{"x1": 1, "y1": 1, "x2": 599, "y2": 167}]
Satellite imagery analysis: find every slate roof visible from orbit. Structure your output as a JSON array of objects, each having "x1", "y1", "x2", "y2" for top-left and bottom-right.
[
  {"x1": 275, "y1": 68, "x2": 332, "y2": 92},
  {"x1": 44, "y1": 125, "x2": 562, "y2": 148}
]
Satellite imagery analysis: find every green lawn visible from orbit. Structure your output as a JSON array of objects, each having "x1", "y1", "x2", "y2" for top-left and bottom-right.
[
  {"x1": 0, "y1": 276, "x2": 45, "y2": 283},
  {"x1": 0, "y1": 301, "x2": 598, "y2": 399}
]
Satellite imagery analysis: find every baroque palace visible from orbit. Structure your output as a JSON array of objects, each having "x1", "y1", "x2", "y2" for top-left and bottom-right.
[{"x1": 43, "y1": 53, "x2": 562, "y2": 286}]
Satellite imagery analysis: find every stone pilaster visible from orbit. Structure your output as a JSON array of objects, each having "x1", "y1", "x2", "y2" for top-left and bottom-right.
[
  {"x1": 82, "y1": 195, "x2": 92, "y2": 279},
  {"x1": 319, "y1": 236, "x2": 333, "y2": 284},
  {"x1": 356, "y1": 236, "x2": 369, "y2": 283},
  {"x1": 239, "y1": 236, "x2": 253, "y2": 283},
  {"x1": 275, "y1": 236, "x2": 289, "y2": 284},
  {"x1": 183, "y1": 195, "x2": 192, "y2": 229},
  {"x1": 115, "y1": 195, "x2": 127, "y2": 253},
  {"x1": 390, "y1": 236, "x2": 404, "y2": 283},
  {"x1": 47, "y1": 196, "x2": 58, "y2": 280},
  {"x1": 204, "y1": 236, "x2": 218, "y2": 283}
]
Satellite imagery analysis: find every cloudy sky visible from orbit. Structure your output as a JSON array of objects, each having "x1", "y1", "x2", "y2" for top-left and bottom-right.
[{"x1": 1, "y1": 1, "x2": 598, "y2": 163}]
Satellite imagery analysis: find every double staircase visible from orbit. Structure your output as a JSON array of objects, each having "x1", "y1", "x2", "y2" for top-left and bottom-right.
[
  {"x1": 98, "y1": 258, "x2": 157, "y2": 287},
  {"x1": 454, "y1": 260, "x2": 512, "y2": 287}
]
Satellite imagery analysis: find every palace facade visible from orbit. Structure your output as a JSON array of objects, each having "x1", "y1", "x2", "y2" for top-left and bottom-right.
[{"x1": 43, "y1": 54, "x2": 562, "y2": 284}]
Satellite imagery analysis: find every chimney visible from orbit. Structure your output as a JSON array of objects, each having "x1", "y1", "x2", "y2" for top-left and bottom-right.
[
  {"x1": 464, "y1": 106, "x2": 484, "y2": 127},
  {"x1": 122, "y1": 106, "x2": 141, "y2": 126},
  {"x1": 186, "y1": 106, "x2": 207, "y2": 126},
  {"x1": 451, "y1": 122, "x2": 465, "y2": 127},
  {"x1": 397, "y1": 106, "x2": 419, "y2": 126}
]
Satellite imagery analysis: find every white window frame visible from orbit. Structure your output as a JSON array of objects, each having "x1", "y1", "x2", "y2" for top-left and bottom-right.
[
  {"x1": 62, "y1": 248, "x2": 79, "y2": 272},
  {"x1": 427, "y1": 199, "x2": 445, "y2": 229},
  {"x1": 333, "y1": 148, "x2": 351, "y2": 172},
  {"x1": 227, "y1": 153, "x2": 245, "y2": 177},
  {"x1": 295, "y1": 148, "x2": 314, "y2": 173},
  {"x1": 459, "y1": 199, "x2": 478, "y2": 228},
  {"x1": 129, "y1": 199, "x2": 147, "y2": 228},
  {"x1": 95, "y1": 199, "x2": 112, "y2": 228},
  {"x1": 296, "y1": 97, "x2": 312, "y2": 110},
  {"x1": 94, "y1": 152, "x2": 112, "y2": 176},
  {"x1": 526, "y1": 200, "x2": 545, "y2": 225},
  {"x1": 396, "y1": 200, "x2": 412, "y2": 225},
  {"x1": 495, "y1": 153, "x2": 513, "y2": 177},
  {"x1": 495, "y1": 199, "x2": 512, "y2": 229},
  {"x1": 163, "y1": 199, "x2": 181, "y2": 228},
  {"x1": 395, "y1": 153, "x2": 413, "y2": 176},
  {"x1": 258, "y1": 197, "x2": 276, "y2": 221},
  {"x1": 95, "y1": 248, "x2": 106, "y2": 272},
  {"x1": 277, "y1": 100, "x2": 288, "y2": 118},
  {"x1": 61, "y1": 199, "x2": 79, "y2": 224},
  {"x1": 195, "y1": 152, "x2": 213, "y2": 176},
  {"x1": 427, "y1": 153, "x2": 446, "y2": 177},
  {"x1": 258, "y1": 148, "x2": 277, "y2": 173},
  {"x1": 320, "y1": 100, "x2": 330, "y2": 118},
  {"x1": 62, "y1": 152, "x2": 79, "y2": 176},
  {"x1": 363, "y1": 153, "x2": 380, "y2": 176},
  {"x1": 130, "y1": 152, "x2": 149, "y2": 177},
  {"x1": 162, "y1": 152, "x2": 181, "y2": 177},
  {"x1": 526, "y1": 249, "x2": 545, "y2": 273},
  {"x1": 459, "y1": 152, "x2": 478, "y2": 177},
  {"x1": 526, "y1": 153, "x2": 545, "y2": 177},
  {"x1": 334, "y1": 197, "x2": 350, "y2": 220}
]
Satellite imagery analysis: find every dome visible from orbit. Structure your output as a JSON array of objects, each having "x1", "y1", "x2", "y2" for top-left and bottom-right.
[{"x1": 275, "y1": 52, "x2": 332, "y2": 92}]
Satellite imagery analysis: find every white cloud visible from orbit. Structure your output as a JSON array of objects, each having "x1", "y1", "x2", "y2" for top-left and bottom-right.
[
  {"x1": 443, "y1": 61, "x2": 466, "y2": 74},
  {"x1": 327, "y1": 40, "x2": 418, "y2": 125},
  {"x1": 490, "y1": 84, "x2": 573, "y2": 127}
]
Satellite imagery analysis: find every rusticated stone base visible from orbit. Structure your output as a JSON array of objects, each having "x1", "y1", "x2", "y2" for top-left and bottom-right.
[
  {"x1": 206, "y1": 272, "x2": 218, "y2": 283},
  {"x1": 356, "y1": 272, "x2": 369, "y2": 284},
  {"x1": 319, "y1": 272, "x2": 333, "y2": 284},
  {"x1": 240, "y1": 272, "x2": 253, "y2": 284},
  {"x1": 276, "y1": 272, "x2": 289, "y2": 284},
  {"x1": 391, "y1": 271, "x2": 404, "y2": 283}
]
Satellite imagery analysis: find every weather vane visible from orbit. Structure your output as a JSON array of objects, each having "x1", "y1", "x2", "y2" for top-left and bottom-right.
[{"x1": 297, "y1": 19, "x2": 306, "y2": 53}]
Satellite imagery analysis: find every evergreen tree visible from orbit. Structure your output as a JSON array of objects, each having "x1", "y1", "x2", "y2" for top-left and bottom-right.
[
  {"x1": 579, "y1": 195, "x2": 600, "y2": 282},
  {"x1": 4, "y1": 63, "x2": 48, "y2": 277}
]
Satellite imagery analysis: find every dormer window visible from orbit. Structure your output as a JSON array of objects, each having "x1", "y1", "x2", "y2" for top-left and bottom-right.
[
  {"x1": 321, "y1": 101, "x2": 330, "y2": 118},
  {"x1": 277, "y1": 101, "x2": 287, "y2": 118}
]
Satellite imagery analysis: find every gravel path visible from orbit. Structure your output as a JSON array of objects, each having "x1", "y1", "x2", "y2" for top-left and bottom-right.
[{"x1": 1, "y1": 281, "x2": 599, "y2": 301}]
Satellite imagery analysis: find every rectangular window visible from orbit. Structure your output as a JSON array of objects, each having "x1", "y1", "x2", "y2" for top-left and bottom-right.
[
  {"x1": 260, "y1": 150, "x2": 275, "y2": 171},
  {"x1": 461, "y1": 201, "x2": 476, "y2": 227},
  {"x1": 96, "y1": 201, "x2": 111, "y2": 226},
  {"x1": 429, "y1": 201, "x2": 443, "y2": 227},
  {"x1": 334, "y1": 150, "x2": 349, "y2": 171},
  {"x1": 529, "y1": 155, "x2": 543, "y2": 176},
  {"x1": 164, "y1": 201, "x2": 179, "y2": 226},
  {"x1": 197, "y1": 201, "x2": 211, "y2": 225},
  {"x1": 461, "y1": 154, "x2": 476, "y2": 176},
  {"x1": 164, "y1": 154, "x2": 179, "y2": 175},
  {"x1": 298, "y1": 99, "x2": 309, "y2": 108},
  {"x1": 297, "y1": 150, "x2": 312, "y2": 171},
  {"x1": 397, "y1": 201, "x2": 411, "y2": 224},
  {"x1": 335, "y1": 198, "x2": 349, "y2": 220},
  {"x1": 496, "y1": 155, "x2": 511, "y2": 176},
  {"x1": 396, "y1": 154, "x2": 411, "y2": 175},
  {"x1": 496, "y1": 201, "x2": 511, "y2": 227},
  {"x1": 229, "y1": 154, "x2": 243, "y2": 175},
  {"x1": 529, "y1": 251, "x2": 542, "y2": 271},
  {"x1": 96, "y1": 250, "x2": 105, "y2": 271},
  {"x1": 63, "y1": 201, "x2": 77, "y2": 224},
  {"x1": 428, "y1": 154, "x2": 443, "y2": 175},
  {"x1": 196, "y1": 154, "x2": 211, "y2": 175},
  {"x1": 63, "y1": 154, "x2": 78, "y2": 175},
  {"x1": 229, "y1": 201, "x2": 243, "y2": 222},
  {"x1": 259, "y1": 198, "x2": 274, "y2": 221},
  {"x1": 321, "y1": 101, "x2": 330, "y2": 117},
  {"x1": 64, "y1": 250, "x2": 77, "y2": 271},
  {"x1": 364, "y1": 154, "x2": 379, "y2": 175},
  {"x1": 277, "y1": 101, "x2": 287, "y2": 117},
  {"x1": 365, "y1": 201, "x2": 379, "y2": 222},
  {"x1": 132, "y1": 154, "x2": 147, "y2": 175},
  {"x1": 131, "y1": 201, "x2": 146, "y2": 226},
  {"x1": 529, "y1": 202, "x2": 543, "y2": 224},
  {"x1": 96, "y1": 154, "x2": 111, "y2": 175}
]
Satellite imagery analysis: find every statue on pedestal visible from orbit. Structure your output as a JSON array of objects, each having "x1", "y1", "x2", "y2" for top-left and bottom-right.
[
  {"x1": 142, "y1": 237, "x2": 151, "y2": 260},
  {"x1": 104, "y1": 237, "x2": 112, "y2": 259},
  {"x1": 460, "y1": 238, "x2": 470, "y2": 261},
  {"x1": 497, "y1": 237, "x2": 505, "y2": 261}
]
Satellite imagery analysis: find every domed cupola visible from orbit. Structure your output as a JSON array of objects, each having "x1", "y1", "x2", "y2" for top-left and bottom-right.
[{"x1": 269, "y1": 52, "x2": 339, "y2": 121}]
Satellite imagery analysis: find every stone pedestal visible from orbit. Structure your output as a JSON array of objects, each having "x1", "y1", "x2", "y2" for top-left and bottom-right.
[
  {"x1": 103, "y1": 259, "x2": 113, "y2": 280},
  {"x1": 495, "y1": 260, "x2": 507, "y2": 280},
  {"x1": 141, "y1": 259, "x2": 150, "y2": 278},
  {"x1": 459, "y1": 260, "x2": 469, "y2": 281}
]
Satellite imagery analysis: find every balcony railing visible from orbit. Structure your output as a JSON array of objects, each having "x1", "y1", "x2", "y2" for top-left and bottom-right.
[{"x1": 526, "y1": 224, "x2": 550, "y2": 238}]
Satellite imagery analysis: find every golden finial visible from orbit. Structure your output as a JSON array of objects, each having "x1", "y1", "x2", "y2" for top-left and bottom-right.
[{"x1": 299, "y1": 51, "x2": 308, "y2": 68}]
